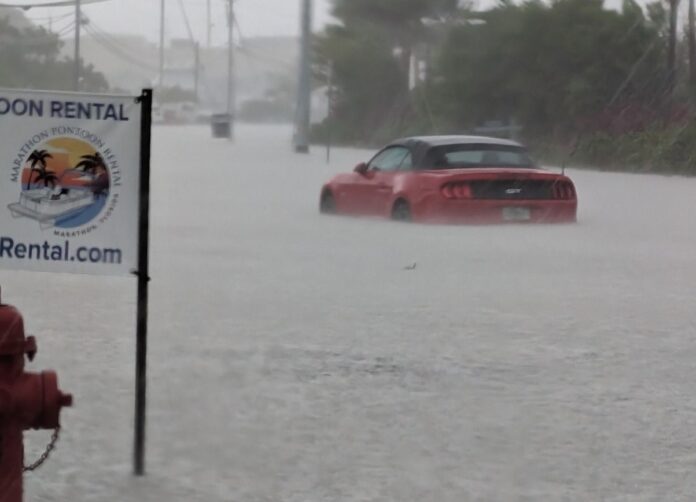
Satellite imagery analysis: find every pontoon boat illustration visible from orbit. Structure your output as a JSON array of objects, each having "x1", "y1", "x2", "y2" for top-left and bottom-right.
[{"x1": 8, "y1": 187, "x2": 95, "y2": 230}]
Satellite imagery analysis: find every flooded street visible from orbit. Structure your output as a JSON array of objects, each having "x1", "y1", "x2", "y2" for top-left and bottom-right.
[{"x1": 7, "y1": 124, "x2": 696, "y2": 501}]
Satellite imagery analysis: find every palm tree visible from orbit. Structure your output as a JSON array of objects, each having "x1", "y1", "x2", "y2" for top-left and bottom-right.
[
  {"x1": 90, "y1": 172, "x2": 109, "y2": 199},
  {"x1": 332, "y1": 0, "x2": 459, "y2": 91},
  {"x1": 25, "y1": 149, "x2": 53, "y2": 189},
  {"x1": 33, "y1": 168, "x2": 58, "y2": 189},
  {"x1": 75, "y1": 152, "x2": 106, "y2": 176}
]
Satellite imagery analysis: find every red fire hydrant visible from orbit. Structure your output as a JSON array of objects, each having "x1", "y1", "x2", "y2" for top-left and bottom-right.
[{"x1": 0, "y1": 293, "x2": 72, "y2": 502}]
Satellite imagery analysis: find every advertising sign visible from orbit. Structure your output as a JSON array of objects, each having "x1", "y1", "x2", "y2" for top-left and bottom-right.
[{"x1": 0, "y1": 89, "x2": 142, "y2": 276}]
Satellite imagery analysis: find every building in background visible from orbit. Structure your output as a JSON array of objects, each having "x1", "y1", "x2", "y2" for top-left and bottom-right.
[
  {"x1": 1, "y1": 7, "x2": 300, "y2": 124},
  {"x1": 60, "y1": 32, "x2": 299, "y2": 123}
]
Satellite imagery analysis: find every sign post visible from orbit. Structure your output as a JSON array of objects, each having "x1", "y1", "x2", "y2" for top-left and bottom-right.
[
  {"x1": 0, "y1": 87, "x2": 153, "y2": 476},
  {"x1": 134, "y1": 89, "x2": 152, "y2": 476}
]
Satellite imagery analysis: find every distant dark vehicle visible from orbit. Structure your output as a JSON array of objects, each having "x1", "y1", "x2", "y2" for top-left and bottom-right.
[{"x1": 320, "y1": 136, "x2": 577, "y2": 224}]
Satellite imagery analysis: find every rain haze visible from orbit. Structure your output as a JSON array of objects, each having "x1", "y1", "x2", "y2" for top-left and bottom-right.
[
  {"x1": 21, "y1": 0, "x2": 647, "y2": 41},
  {"x1": 0, "y1": 0, "x2": 695, "y2": 501}
]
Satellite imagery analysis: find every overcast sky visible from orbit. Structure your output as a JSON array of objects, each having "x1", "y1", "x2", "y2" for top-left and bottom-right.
[{"x1": 15, "y1": 0, "x2": 643, "y2": 45}]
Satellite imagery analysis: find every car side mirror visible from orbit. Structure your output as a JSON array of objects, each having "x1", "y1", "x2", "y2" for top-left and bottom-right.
[{"x1": 354, "y1": 162, "x2": 368, "y2": 175}]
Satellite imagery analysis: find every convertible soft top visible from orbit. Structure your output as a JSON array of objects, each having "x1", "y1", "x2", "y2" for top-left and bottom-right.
[{"x1": 387, "y1": 135, "x2": 526, "y2": 169}]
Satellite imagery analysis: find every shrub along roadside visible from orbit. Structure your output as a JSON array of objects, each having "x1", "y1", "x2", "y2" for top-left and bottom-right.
[
  {"x1": 529, "y1": 123, "x2": 696, "y2": 176},
  {"x1": 311, "y1": 120, "x2": 696, "y2": 176}
]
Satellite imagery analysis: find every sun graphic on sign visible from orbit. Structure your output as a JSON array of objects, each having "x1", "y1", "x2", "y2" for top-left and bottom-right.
[{"x1": 13, "y1": 137, "x2": 111, "y2": 230}]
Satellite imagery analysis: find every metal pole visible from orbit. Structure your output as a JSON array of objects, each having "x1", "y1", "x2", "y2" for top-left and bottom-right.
[
  {"x1": 74, "y1": 0, "x2": 81, "y2": 91},
  {"x1": 294, "y1": 0, "x2": 312, "y2": 153},
  {"x1": 326, "y1": 61, "x2": 333, "y2": 164},
  {"x1": 194, "y1": 42, "x2": 200, "y2": 102},
  {"x1": 207, "y1": 0, "x2": 212, "y2": 49},
  {"x1": 134, "y1": 88, "x2": 153, "y2": 477},
  {"x1": 159, "y1": 0, "x2": 165, "y2": 87},
  {"x1": 226, "y1": 0, "x2": 235, "y2": 140}
]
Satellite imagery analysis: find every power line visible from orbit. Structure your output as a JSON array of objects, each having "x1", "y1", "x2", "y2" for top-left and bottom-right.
[
  {"x1": 22, "y1": 11, "x2": 72, "y2": 22},
  {"x1": 49, "y1": 15, "x2": 75, "y2": 34},
  {"x1": 0, "y1": 21, "x2": 75, "y2": 48},
  {"x1": 0, "y1": 0, "x2": 108, "y2": 7},
  {"x1": 173, "y1": 0, "x2": 218, "y2": 103},
  {"x1": 51, "y1": 17, "x2": 74, "y2": 35},
  {"x1": 39, "y1": 16, "x2": 75, "y2": 34},
  {"x1": 176, "y1": 0, "x2": 196, "y2": 43},
  {"x1": 83, "y1": 22, "x2": 158, "y2": 72},
  {"x1": 0, "y1": 18, "x2": 75, "y2": 41},
  {"x1": 233, "y1": 6, "x2": 243, "y2": 42},
  {"x1": 0, "y1": 12, "x2": 74, "y2": 34},
  {"x1": 86, "y1": 27, "x2": 157, "y2": 71},
  {"x1": 236, "y1": 45, "x2": 294, "y2": 71}
]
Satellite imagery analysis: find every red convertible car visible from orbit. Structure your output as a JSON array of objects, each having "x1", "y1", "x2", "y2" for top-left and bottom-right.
[{"x1": 319, "y1": 136, "x2": 577, "y2": 224}]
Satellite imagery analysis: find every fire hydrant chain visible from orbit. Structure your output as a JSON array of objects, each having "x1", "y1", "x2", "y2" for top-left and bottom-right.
[{"x1": 23, "y1": 427, "x2": 60, "y2": 472}]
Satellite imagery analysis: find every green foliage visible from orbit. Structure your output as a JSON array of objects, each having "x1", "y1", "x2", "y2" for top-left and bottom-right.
[
  {"x1": 315, "y1": 0, "x2": 459, "y2": 142},
  {"x1": 332, "y1": 0, "x2": 459, "y2": 51},
  {"x1": 313, "y1": 0, "x2": 696, "y2": 174},
  {"x1": 315, "y1": 23, "x2": 406, "y2": 141},
  {"x1": 0, "y1": 17, "x2": 109, "y2": 92},
  {"x1": 432, "y1": 0, "x2": 667, "y2": 133},
  {"x1": 572, "y1": 124, "x2": 696, "y2": 174},
  {"x1": 333, "y1": 0, "x2": 459, "y2": 22}
]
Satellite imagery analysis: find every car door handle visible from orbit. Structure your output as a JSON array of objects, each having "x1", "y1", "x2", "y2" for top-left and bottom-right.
[{"x1": 376, "y1": 183, "x2": 390, "y2": 190}]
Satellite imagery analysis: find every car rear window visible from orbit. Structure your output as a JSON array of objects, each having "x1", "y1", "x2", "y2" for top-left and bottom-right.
[{"x1": 424, "y1": 144, "x2": 535, "y2": 169}]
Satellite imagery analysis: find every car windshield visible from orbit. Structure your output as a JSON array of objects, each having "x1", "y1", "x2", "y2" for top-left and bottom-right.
[{"x1": 424, "y1": 144, "x2": 535, "y2": 169}]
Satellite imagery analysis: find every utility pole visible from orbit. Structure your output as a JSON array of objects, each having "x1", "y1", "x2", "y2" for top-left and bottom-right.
[
  {"x1": 74, "y1": 0, "x2": 81, "y2": 91},
  {"x1": 689, "y1": 0, "x2": 696, "y2": 90},
  {"x1": 226, "y1": 0, "x2": 235, "y2": 140},
  {"x1": 326, "y1": 61, "x2": 333, "y2": 164},
  {"x1": 667, "y1": 0, "x2": 680, "y2": 96},
  {"x1": 207, "y1": 0, "x2": 212, "y2": 49},
  {"x1": 194, "y1": 42, "x2": 200, "y2": 102},
  {"x1": 159, "y1": 0, "x2": 165, "y2": 88},
  {"x1": 294, "y1": 0, "x2": 312, "y2": 153}
]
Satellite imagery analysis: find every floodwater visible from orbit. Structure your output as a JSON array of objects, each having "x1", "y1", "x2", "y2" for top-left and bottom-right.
[{"x1": 5, "y1": 124, "x2": 695, "y2": 501}]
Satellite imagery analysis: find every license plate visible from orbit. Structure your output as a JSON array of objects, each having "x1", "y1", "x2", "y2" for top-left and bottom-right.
[{"x1": 502, "y1": 207, "x2": 531, "y2": 221}]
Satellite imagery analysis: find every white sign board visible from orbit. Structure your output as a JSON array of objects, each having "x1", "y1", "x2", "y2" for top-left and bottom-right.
[{"x1": 0, "y1": 89, "x2": 142, "y2": 276}]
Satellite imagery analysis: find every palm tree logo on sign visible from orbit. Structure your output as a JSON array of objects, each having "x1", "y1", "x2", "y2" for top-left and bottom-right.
[{"x1": 8, "y1": 137, "x2": 111, "y2": 230}]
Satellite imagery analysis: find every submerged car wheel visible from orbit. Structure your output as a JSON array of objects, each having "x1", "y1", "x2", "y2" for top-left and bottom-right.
[
  {"x1": 391, "y1": 199, "x2": 411, "y2": 222},
  {"x1": 320, "y1": 191, "x2": 337, "y2": 214}
]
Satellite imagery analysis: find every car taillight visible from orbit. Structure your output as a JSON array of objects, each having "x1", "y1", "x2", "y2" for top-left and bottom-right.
[
  {"x1": 441, "y1": 182, "x2": 472, "y2": 199},
  {"x1": 553, "y1": 182, "x2": 576, "y2": 200}
]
